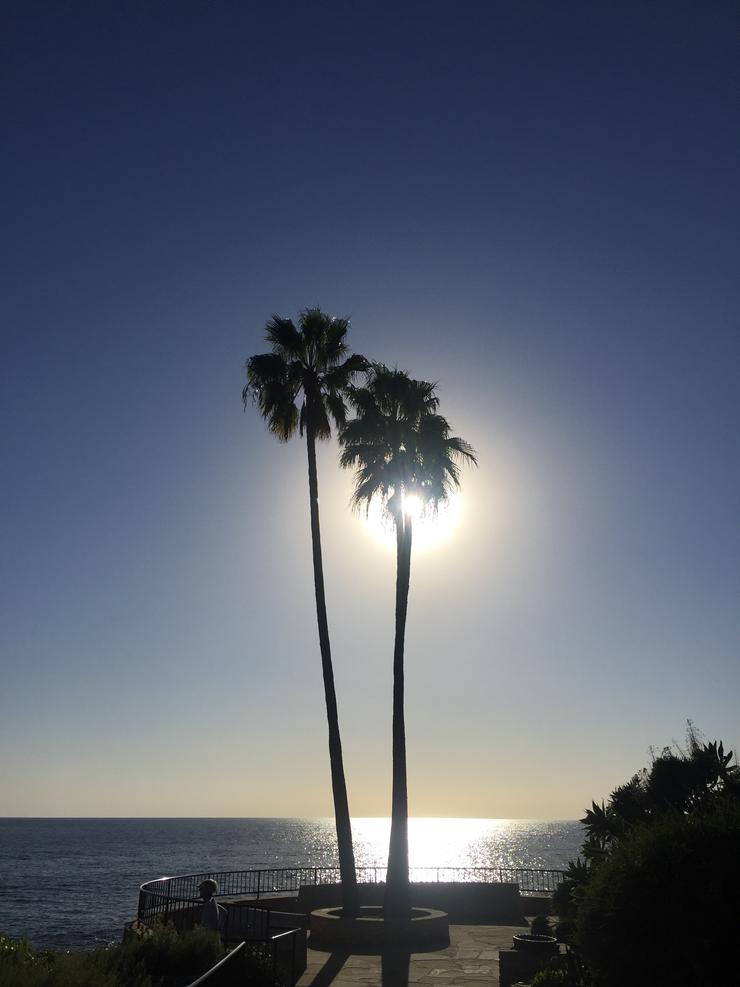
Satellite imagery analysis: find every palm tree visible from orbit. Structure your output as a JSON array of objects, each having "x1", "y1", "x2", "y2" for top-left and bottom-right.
[
  {"x1": 244, "y1": 307, "x2": 367, "y2": 915},
  {"x1": 339, "y1": 365, "x2": 477, "y2": 918}
]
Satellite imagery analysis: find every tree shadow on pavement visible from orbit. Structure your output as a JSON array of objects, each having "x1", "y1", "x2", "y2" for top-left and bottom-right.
[
  {"x1": 307, "y1": 950, "x2": 350, "y2": 987},
  {"x1": 381, "y1": 949, "x2": 411, "y2": 987}
]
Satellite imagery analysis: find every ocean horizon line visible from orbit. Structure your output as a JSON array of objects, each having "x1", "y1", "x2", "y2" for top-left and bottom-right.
[{"x1": 0, "y1": 814, "x2": 581, "y2": 822}]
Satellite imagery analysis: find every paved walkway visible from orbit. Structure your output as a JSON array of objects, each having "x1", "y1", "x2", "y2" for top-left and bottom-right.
[{"x1": 299, "y1": 924, "x2": 525, "y2": 987}]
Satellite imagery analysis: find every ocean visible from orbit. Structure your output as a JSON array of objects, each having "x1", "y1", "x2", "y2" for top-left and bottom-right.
[{"x1": 0, "y1": 817, "x2": 583, "y2": 951}]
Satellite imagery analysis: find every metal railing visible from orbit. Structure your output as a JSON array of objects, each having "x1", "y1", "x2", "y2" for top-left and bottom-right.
[
  {"x1": 184, "y1": 932, "x2": 299, "y2": 987},
  {"x1": 138, "y1": 865, "x2": 565, "y2": 928},
  {"x1": 184, "y1": 941, "x2": 250, "y2": 987}
]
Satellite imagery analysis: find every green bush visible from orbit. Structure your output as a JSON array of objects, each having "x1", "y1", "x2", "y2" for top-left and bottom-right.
[
  {"x1": 121, "y1": 923, "x2": 225, "y2": 983},
  {"x1": 576, "y1": 800, "x2": 740, "y2": 987},
  {"x1": 552, "y1": 858, "x2": 589, "y2": 944},
  {"x1": 0, "y1": 926, "x2": 233, "y2": 987},
  {"x1": 0, "y1": 938, "x2": 37, "y2": 966},
  {"x1": 0, "y1": 937, "x2": 150, "y2": 987},
  {"x1": 529, "y1": 914, "x2": 552, "y2": 936},
  {"x1": 531, "y1": 969, "x2": 574, "y2": 986},
  {"x1": 553, "y1": 916, "x2": 576, "y2": 944},
  {"x1": 530, "y1": 953, "x2": 581, "y2": 986}
]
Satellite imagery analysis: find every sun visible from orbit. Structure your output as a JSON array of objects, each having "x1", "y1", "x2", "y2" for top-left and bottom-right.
[
  {"x1": 361, "y1": 491, "x2": 463, "y2": 552},
  {"x1": 401, "y1": 492, "x2": 423, "y2": 521}
]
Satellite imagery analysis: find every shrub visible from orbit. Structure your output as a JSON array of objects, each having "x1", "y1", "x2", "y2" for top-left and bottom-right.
[
  {"x1": 552, "y1": 858, "x2": 589, "y2": 944},
  {"x1": 576, "y1": 800, "x2": 740, "y2": 987},
  {"x1": 0, "y1": 938, "x2": 150, "y2": 987},
  {"x1": 531, "y1": 969, "x2": 575, "y2": 986},
  {"x1": 0, "y1": 937, "x2": 38, "y2": 969},
  {"x1": 553, "y1": 917, "x2": 576, "y2": 944},
  {"x1": 0, "y1": 926, "x2": 232, "y2": 987},
  {"x1": 121, "y1": 923, "x2": 225, "y2": 983},
  {"x1": 530, "y1": 953, "x2": 582, "y2": 986},
  {"x1": 579, "y1": 725, "x2": 740, "y2": 861},
  {"x1": 530, "y1": 914, "x2": 552, "y2": 936}
]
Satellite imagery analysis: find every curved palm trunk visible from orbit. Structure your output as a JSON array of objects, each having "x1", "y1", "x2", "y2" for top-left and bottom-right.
[
  {"x1": 306, "y1": 427, "x2": 359, "y2": 915},
  {"x1": 385, "y1": 516, "x2": 413, "y2": 919}
]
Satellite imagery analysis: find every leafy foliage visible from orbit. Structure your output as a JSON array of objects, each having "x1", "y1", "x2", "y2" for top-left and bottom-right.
[
  {"x1": 123, "y1": 923, "x2": 225, "y2": 982},
  {"x1": 576, "y1": 801, "x2": 740, "y2": 987},
  {"x1": 556, "y1": 723, "x2": 740, "y2": 986},
  {"x1": 244, "y1": 308, "x2": 367, "y2": 442},
  {"x1": 530, "y1": 951, "x2": 584, "y2": 986},
  {"x1": 0, "y1": 935, "x2": 147, "y2": 987},
  {"x1": 339, "y1": 364, "x2": 477, "y2": 520},
  {"x1": 0, "y1": 925, "x2": 264, "y2": 987},
  {"x1": 531, "y1": 968, "x2": 578, "y2": 987},
  {"x1": 552, "y1": 856, "x2": 591, "y2": 945},
  {"x1": 579, "y1": 723, "x2": 740, "y2": 862},
  {"x1": 530, "y1": 914, "x2": 553, "y2": 936}
]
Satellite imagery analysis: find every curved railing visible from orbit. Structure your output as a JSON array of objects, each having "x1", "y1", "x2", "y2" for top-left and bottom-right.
[{"x1": 138, "y1": 865, "x2": 565, "y2": 927}]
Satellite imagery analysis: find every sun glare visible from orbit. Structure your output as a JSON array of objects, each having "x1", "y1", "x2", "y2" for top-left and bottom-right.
[
  {"x1": 361, "y1": 492, "x2": 463, "y2": 552},
  {"x1": 401, "y1": 493, "x2": 423, "y2": 521}
]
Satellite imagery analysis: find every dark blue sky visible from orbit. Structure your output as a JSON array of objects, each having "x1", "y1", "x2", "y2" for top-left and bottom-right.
[{"x1": 2, "y1": 1, "x2": 738, "y2": 816}]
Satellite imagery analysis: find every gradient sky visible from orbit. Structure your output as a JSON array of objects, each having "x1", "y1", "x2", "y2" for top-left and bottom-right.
[{"x1": 2, "y1": 1, "x2": 738, "y2": 819}]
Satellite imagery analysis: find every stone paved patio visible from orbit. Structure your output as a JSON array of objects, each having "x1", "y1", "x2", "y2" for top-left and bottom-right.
[{"x1": 298, "y1": 924, "x2": 527, "y2": 987}]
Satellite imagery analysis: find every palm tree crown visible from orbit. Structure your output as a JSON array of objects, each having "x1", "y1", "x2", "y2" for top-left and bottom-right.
[
  {"x1": 340, "y1": 364, "x2": 477, "y2": 520},
  {"x1": 244, "y1": 308, "x2": 367, "y2": 441}
]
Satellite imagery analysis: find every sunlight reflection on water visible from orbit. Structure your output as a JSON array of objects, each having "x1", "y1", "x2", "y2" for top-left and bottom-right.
[{"x1": 297, "y1": 817, "x2": 581, "y2": 871}]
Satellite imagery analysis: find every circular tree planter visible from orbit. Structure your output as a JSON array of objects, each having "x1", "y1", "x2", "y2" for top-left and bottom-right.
[
  {"x1": 512, "y1": 933, "x2": 559, "y2": 956},
  {"x1": 309, "y1": 905, "x2": 449, "y2": 951}
]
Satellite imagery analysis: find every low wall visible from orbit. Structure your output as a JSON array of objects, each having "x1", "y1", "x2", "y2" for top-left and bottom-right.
[
  {"x1": 297, "y1": 882, "x2": 526, "y2": 925},
  {"x1": 251, "y1": 895, "x2": 300, "y2": 912}
]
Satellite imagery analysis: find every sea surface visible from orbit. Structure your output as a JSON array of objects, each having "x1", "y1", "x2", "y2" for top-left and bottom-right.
[{"x1": 0, "y1": 817, "x2": 583, "y2": 951}]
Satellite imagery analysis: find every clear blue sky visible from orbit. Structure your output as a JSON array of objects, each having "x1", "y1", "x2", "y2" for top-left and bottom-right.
[{"x1": 2, "y1": 1, "x2": 738, "y2": 817}]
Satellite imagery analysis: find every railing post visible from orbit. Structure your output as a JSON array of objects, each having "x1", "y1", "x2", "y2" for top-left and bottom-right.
[{"x1": 256, "y1": 870, "x2": 261, "y2": 901}]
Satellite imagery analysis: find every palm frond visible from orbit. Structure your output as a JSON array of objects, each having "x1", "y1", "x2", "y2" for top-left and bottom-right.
[
  {"x1": 247, "y1": 307, "x2": 365, "y2": 446},
  {"x1": 245, "y1": 352, "x2": 288, "y2": 391},
  {"x1": 323, "y1": 316, "x2": 351, "y2": 364},
  {"x1": 338, "y1": 365, "x2": 476, "y2": 518},
  {"x1": 350, "y1": 468, "x2": 390, "y2": 513},
  {"x1": 299, "y1": 307, "x2": 330, "y2": 347},
  {"x1": 325, "y1": 390, "x2": 348, "y2": 430},
  {"x1": 339, "y1": 440, "x2": 389, "y2": 471},
  {"x1": 345, "y1": 383, "x2": 378, "y2": 417},
  {"x1": 264, "y1": 316, "x2": 303, "y2": 359},
  {"x1": 300, "y1": 396, "x2": 331, "y2": 439},
  {"x1": 324, "y1": 354, "x2": 369, "y2": 391},
  {"x1": 244, "y1": 352, "x2": 300, "y2": 440},
  {"x1": 313, "y1": 406, "x2": 333, "y2": 440},
  {"x1": 285, "y1": 359, "x2": 306, "y2": 389},
  {"x1": 268, "y1": 400, "x2": 300, "y2": 441},
  {"x1": 446, "y1": 434, "x2": 478, "y2": 466},
  {"x1": 299, "y1": 369, "x2": 329, "y2": 438}
]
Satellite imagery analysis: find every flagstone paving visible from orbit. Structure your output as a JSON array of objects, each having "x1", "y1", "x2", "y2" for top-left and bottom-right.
[{"x1": 298, "y1": 924, "x2": 527, "y2": 987}]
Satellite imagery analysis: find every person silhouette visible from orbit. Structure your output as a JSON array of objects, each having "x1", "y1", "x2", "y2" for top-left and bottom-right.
[{"x1": 198, "y1": 879, "x2": 227, "y2": 935}]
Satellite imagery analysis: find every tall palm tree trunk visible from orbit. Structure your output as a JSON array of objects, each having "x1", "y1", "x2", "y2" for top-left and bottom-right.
[
  {"x1": 385, "y1": 516, "x2": 413, "y2": 918},
  {"x1": 306, "y1": 427, "x2": 359, "y2": 915}
]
